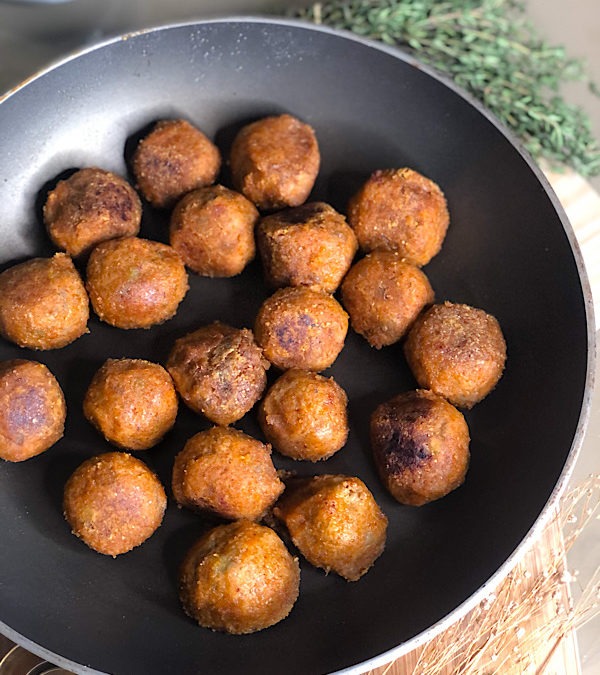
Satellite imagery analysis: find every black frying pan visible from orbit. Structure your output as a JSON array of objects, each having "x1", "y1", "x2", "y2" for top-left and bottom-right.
[{"x1": 0, "y1": 18, "x2": 594, "y2": 675}]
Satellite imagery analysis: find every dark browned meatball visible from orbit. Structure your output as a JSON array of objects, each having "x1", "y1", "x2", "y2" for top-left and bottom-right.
[
  {"x1": 274, "y1": 475, "x2": 387, "y2": 581},
  {"x1": 0, "y1": 253, "x2": 89, "y2": 350},
  {"x1": 254, "y1": 286, "x2": 348, "y2": 371},
  {"x1": 43, "y1": 167, "x2": 142, "y2": 257},
  {"x1": 256, "y1": 202, "x2": 358, "y2": 293},
  {"x1": 340, "y1": 250, "x2": 434, "y2": 348},
  {"x1": 370, "y1": 389, "x2": 470, "y2": 506},
  {"x1": 172, "y1": 426, "x2": 284, "y2": 521},
  {"x1": 167, "y1": 321, "x2": 270, "y2": 425},
  {"x1": 348, "y1": 168, "x2": 449, "y2": 266},
  {"x1": 179, "y1": 520, "x2": 300, "y2": 634},
  {"x1": 0, "y1": 359, "x2": 66, "y2": 462},
  {"x1": 404, "y1": 302, "x2": 507, "y2": 408},
  {"x1": 169, "y1": 185, "x2": 258, "y2": 277},
  {"x1": 230, "y1": 114, "x2": 320, "y2": 211},
  {"x1": 83, "y1": 358, "x2": 178, "y2": 451},
  {"x1": 63, "y1": 452, "x2": 167, "y2": 556},
  {"x1": 86, "y1": 237, "x2": 189, "y2": 329}
]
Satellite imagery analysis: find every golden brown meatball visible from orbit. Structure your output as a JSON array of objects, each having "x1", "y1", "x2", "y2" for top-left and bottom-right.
[
  {"x1": 274, "y1": 475, "x2": 387, "y2": 581},
  {"x1": 0, "y1": 253, "x2": 89, "y2": 350},
  {"x1": 254, "y1": 287, "x2": 348, "y2": 371},
  {"x1": 172, "y1": 426, "x2": 284, "y2": 521},
  {"x1": 169, "y1": 185, "x2": 258, "y2": 277},
  {"x1": 404, "y1": 302, "x2": 507, "y2": 408},
  {"x1": 43, "y1": 167, "x2": 142, "y2": 257},
  {"x1": 179, "y1": 520, "x2": 300, "y2": 634},
  {"x1": 132, "y1": 119, "x2": 221, "y2": 209},
  {"x1": 83, "y1": 358, "x2": 178, "y2": 451},
  {"x1": 63, "y1": 452, "x2": 166, "y2": 556},
  {"x1": 341, "y1": 250, "x2": 434, "y2": 348},
  {"x1": 167, "y1": 322, "x2": 269, "y2": 425},
  {"x1": 347, "y1": 168, "x2": 449, "y2": 266},
  {"x1": 256, "y1": 202, "x2": 358, "y2": 293},
  {"x1": 0, "y1": 359, "x2": 66, "y2": 462},
  {"x1": 230, "y1": 114, "x2": 320, "y2": 211},
  {"x1": 259, "y1": 369, "x2": 348, "y2": 461},
  {"x1": 86, "y1": 237, "x2": 188, "y2": 329},
  {"x1": 370, "y1": 389, "x2": 470, "y2": 506}
]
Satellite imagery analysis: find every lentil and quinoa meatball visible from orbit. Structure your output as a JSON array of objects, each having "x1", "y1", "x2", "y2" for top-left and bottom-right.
[
  {"x1": 83, "y1": 358, "x2": 178, "y2": 451},
  {"x1": 86, "y1": 237, "x2": 188, "y2": 329},
  {"x1": 259, "y1": 369, "x2": 348, "y2": 461},
  {"x1": 0, "y1": 359, "x2": 66, "y2": 462},
  {"x1": 167, "y1": 321, "x2": 270, "y2": 425},
  {"x1": 370, "y1": 389, "x2": 470, "y2": 506},
  {"x1": 132, "y1": 119, "x2": 221, "y2": 209},
  {"x1": 274, "y1": 474, "x2": 387, "y2": 581},
  {"x1": 172, "y1": 426, "x2": 284, "y2": 521},
  {"x1": 341, "y1": 250, "x2": 434, "y2": 348},
  {"x1": 230, "y1": 114, "x2": 320, "y2": 211},
  {"x1": 254, "y1": 286, "x2": 348, "y2": 371},
  {"x1": 43, "y1": 167, "x2": 142, "y2": 257},
  {"x1": 169, "y1": 184, "x2": 258, "y2": 277},
  {"x1": 404, "y1": 301, "x2": 507, "y2": 409},
  {"x1": 0, "y1": 253, "x2": 89, "y2": 350},
  {"x1": 63, "y1": 452, "x2": 166, "y2": 556},
  {"x1": 179, "y1": 520, "x2": 300, "y2": 634},
  {"x1": 347, "y1": 167, "x2": 449, "y2": 266},
  {"x1": 257, "y1": 202, "x2": 358, "y2": 293}
]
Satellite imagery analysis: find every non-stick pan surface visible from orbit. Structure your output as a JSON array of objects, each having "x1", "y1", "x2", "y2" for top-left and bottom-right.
[{"x1": 0, "y1": 18, "x2": 594, "y2": 675}]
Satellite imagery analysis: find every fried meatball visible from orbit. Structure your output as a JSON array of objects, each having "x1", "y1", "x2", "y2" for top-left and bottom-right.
[
  {"x1": 63, "y1": 452, "x2": 166, "y2": 556},
  {"x1": 43, "y1": 167, "x2": 142, "y2": 257},
  {"x1": 347, "y1": 168, "x2": 449, "y2": 266},
  {"x1": 86, "y1": 237, "x2": 188, "y2": 329},
  {"x1": 167, "y1": 322, "x2": 269, "y2": 425},
  {"x1": 0, "y1": 360, "x2": 66, "y2": 462},
  {"x1": 132, "y1": 119, "x2": 221, "y2": 208},
  {"x1": 404, "y1": 302, "x2": 507, "y2": 408},
  {"x1": 274, "y1": 475, "x2": 387, "y2": 581},
  {"x1": 169, "y1": 185, "x2": 258, "y2": 277},
  {"x1": 230, "y1": 114, "x2": 320, "y2": 211},
  {"x1": 341, "y1": 250, "x2": 434, "y2": 348},
  {"x1": 83, "y1": 358, "x2": 178, "y2": 451},
  {"x1": 0, "y1": 253, "x2": 89, "y2": 350},
  {"x1": 254, "y1": 287, "x2": 348, "y2": 371},
  {"x1": 370, "y1": 389, "x2": 470, "y2": 506},
  {"x1": 172, "y1": 426, "x2": 284, "y2": 521},
  {"x1": 257, "y1": 202, "x2": 358, "y2": 293},
  {"x1": 179, "y1": 520, "x2": 300, "y2": 634},
  {"x1": 259, "y1": 369, "x2": 348, "y2": 461}
]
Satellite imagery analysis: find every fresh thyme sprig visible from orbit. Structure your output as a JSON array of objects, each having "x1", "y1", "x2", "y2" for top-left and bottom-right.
[{"x1": 286, "y1": 0, "x2": 600, "y2": 177}]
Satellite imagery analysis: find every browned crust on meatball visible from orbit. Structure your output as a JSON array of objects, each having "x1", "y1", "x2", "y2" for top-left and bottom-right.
[
  {"x1": 254, "y1": 286, "x2": 348, "y2": 371},
  {"x1": 86, "y1": 237, "x2": 189, "y2": 330},
  {"x1": 404, "y1": 301, "x2": 507, "y2": 408},
  {"x1": 0, "y1": 359, "x2": 66, "y2": 462},
  {"x1": 230, "y1": 114, "x2": 320, "y2": 211},
  {"x1": 274, "y1": 474, "x2": 387, "y2": 581},
  {"x1": 172, "y1": 426, "x2": 284, "y2": 521},
  {"x1": 257, "y1": 202, "x2": 358, "y2": 293},
  {"x1": 0, "y1": 253, "x2": 89, "y2": 350},
  {"x1": 167, "y1": 321, "x2": 270, "y2": 425},
  {"x1": 169, "y1": 185, "x2": 258, "y2": 277},
  {"x1": 132, "y1": 119, "x2": 221, "y2": 209},
  {"x1": 63, "y1": 452, "x2": 167, "y2": 556},
  {"x1": 370, "y1": 389, "x2": 470, "y2": 506},
  {"x1": 347, "y1": 168, "x2": 449, "y2": 266},
  {"x1": 43, "y1": 168, "x2": 142, "y2": 258},
  {"x1": 83, "y1": 358, "x2": 178, "y2": 451},
  {"x1": 179, "y1": 520, "x2": 300, "y2": 634},
  {"x1": 258, "y1": 369, "x2": 348, "y2": 461}
]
